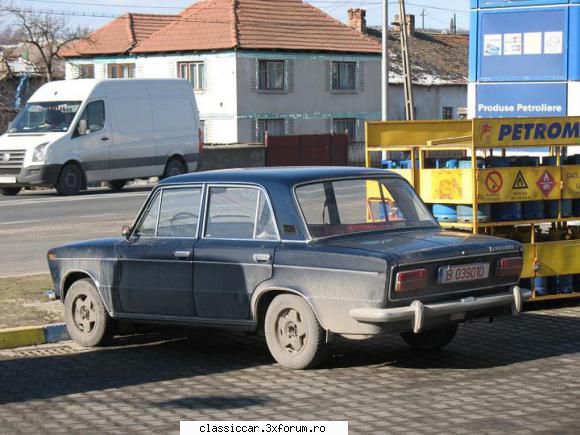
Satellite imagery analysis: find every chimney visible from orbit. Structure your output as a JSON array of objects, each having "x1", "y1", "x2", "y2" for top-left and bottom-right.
[
  {"x1": 393, "y1": 14, "x2": 416, "y2": 36},
  {"x1": 347, "y1": 8, "x2": 366, "y2": 34}
]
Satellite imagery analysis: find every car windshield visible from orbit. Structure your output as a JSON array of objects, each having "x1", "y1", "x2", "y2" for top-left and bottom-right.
[
  {"x1": 295, "y1": 177, "x2": 438, "y2": 238},
  {"x1": 8, "y1": 101, "x2": 82, "y2": 133}
]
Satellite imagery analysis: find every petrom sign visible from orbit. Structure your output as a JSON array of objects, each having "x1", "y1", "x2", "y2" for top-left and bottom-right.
[{"x1": 473, "y1": 116, "x2": 580, "y2": 147}]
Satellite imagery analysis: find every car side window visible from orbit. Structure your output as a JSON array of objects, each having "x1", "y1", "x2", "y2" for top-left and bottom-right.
[
  {"x1": 135, "y1": 192, "x2": 161, "y2": 237},
  {"x1": 157, "y1": 188, "x2": 201, "y2": 238},
  {"x1": 77, "y1": 100, "x2": 105, "y2": 135},
  {"x1": 205, "y1": 186, "x2": 277, "y2": 240}
]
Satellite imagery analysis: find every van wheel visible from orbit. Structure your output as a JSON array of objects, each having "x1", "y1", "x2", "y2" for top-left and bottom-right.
[
  {"x1": 56, "y1": 163, "x2": 83, "y2": 196},
  {"x1": 163, "y1": 158, "x2": 187, "y2": 179},
  {"x1": 401, "y1": 324, "x2": 458, "y2": 351},
  {"x1": 264, "y1": 294, "x2": 327, "y2": 370},
  {"x1": 0, "y1": 187, "x2": 21, "y2": 196},
  {"x1": 64, "y1": 278, "x2": 115, "y2": 347},
  {"x1": 107, "y1": 180, "x2": 126, "y2": 191}
]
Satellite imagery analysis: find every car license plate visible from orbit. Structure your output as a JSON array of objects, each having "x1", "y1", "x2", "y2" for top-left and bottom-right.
[
  {"x1": 438, "y1": 263, "x2": 490, "y2": 284},
  {"x1": 0, "y1": 176, "x2": 16, "y2": 183}
]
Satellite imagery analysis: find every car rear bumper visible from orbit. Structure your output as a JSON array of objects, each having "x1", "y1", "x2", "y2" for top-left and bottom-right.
[{"x1": 350, "y1": 286, "x2": 532, "y2": 333}]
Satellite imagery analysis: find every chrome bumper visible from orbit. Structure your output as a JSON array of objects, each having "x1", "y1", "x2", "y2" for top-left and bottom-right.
[{"x1": 350, "y1": 286, "x2": 532, "y2": 334}]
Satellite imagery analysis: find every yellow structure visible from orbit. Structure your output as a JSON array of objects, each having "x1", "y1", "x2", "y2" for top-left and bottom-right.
[{"x1": 365, "y1": 116, "x2": 580, "y2": 301}]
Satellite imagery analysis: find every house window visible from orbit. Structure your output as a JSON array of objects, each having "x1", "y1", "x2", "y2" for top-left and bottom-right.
[
  {"x1": 332, "y1": 61, "x2": 356, "y2": 90},
  {"x1": 442, "y1": 106, "x2": 454, "y2": 120},
  {"x1": 258, "y1": 60, "x2": 285, "y2": 90},
  {"x1": 107, "y1": 63, "x2": 135, "y2": 79},
  {"x1": 78, "y1": 64, "x2": 94, "y2": 79},
  {"x1": 332, "y1": 118, "x2": 356, "y2": 142},
  {"x1": 257, "y1": 119, "x2": 285, "y2": 143},
  {"x1": 178, "y1": 61, "x2": 205, "y2": 91}
]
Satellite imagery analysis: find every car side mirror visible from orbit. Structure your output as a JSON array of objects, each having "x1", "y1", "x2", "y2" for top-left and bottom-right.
[
  {"x1": 78, "y1": 119, "x2": 88, "y2": 136},
  {"x1": 121, "y1": 225, "x2": 132, "y2": 239}
]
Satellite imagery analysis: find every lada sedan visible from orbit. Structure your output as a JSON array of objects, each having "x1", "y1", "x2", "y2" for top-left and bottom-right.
[{"x1": 47, "y1": 167, "x2": 530, "y2": 369}]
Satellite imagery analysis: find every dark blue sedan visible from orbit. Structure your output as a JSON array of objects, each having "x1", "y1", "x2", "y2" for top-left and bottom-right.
[{"x1": 47, "y1": 167, "x2": 530, "y2": 369}]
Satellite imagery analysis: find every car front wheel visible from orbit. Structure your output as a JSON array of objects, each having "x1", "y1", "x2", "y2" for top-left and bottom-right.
[
  {"x1": 56, "y1": 163, "x2": 83, "y2": 196},
  {"x1": 264, "y1": 294, "x2": 327, "y2": 370},
  {"x1": 401, "y1": 324, "x2": 458, "y2": 351},
  {"x1": 64, "y1": 278, "x2": 115, "y2": 347}
]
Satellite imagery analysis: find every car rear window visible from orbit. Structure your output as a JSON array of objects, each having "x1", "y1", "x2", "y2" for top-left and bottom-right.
[{"x1": 295, "y1": 178, "x2": 437, "y2": 238}]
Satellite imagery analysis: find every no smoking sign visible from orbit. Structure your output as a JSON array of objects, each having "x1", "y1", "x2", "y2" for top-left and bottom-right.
[{"x1": 485, "y1": 171, "x2": 503, "y2": 193}]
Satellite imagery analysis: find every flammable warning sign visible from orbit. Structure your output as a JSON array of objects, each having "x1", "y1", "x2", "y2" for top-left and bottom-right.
[
  {"x1": 562, "y1": 164, "x2": 580, "y2": 199},
  {"x1": 478, "y1": 167, "x2": 561, "y2": 202}
]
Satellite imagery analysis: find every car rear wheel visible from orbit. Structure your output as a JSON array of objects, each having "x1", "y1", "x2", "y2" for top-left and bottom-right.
[
  {"x1": 163, "y1": 158, "x2": 187, "y2": 179},
  {"x1": 64, "y1": 278, "x2": 115, "y2": 347},
  {"x1": 56, "y1": 163, "x2": 83, "y2": 196},
  {"x1": 401, "y1": 324, "x2": 458, "y2": 351},
  {"x1": 264, "y1": 294, "x2": 327, "y2": 370},
  {"x1": 107, "y1": 179, "x2": 126, "y2": 191},
  {"x1": 0, "y1": 187, "x2": 21, "y2": 196}
]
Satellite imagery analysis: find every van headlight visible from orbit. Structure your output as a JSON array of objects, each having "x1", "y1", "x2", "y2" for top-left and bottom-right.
[{"x1": 32, "y1": 143, "x2": 49, "y2": 162}]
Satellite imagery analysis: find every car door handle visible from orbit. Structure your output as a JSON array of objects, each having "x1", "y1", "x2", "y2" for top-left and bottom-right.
[
  {"x1": 253, "y1": 253, "x2": 271, "y2": 263},
  {"x1": 100, "y1": 136, "x2": 109, "y2": 142},
  {"x1": 174, "y1": 250, "x2": 191, "y2": 259}
]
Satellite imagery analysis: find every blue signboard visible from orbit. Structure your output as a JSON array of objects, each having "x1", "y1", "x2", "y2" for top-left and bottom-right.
[
  {"x1": 476, "y1": 83, "x2": 567, "y2": 118},
  {"x1": 478, "y1": 1, "x2": 569, "y2": 7},
  {"x1": 478, "y1": 7, "x2": 568, "y2": 81},
  {"x1": 567, "y1": 6, "x2": 580, "y2": 80}
]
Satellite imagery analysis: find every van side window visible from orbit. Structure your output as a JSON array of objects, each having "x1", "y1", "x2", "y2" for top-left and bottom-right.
[{"x1": 77, "y1": 101, "x2": 105, "y2": 135}]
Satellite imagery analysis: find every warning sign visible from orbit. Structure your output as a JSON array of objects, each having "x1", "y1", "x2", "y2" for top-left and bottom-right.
[
  {"x1": 536, "y1": 170, "x2": 556, "y2": 197},
  {"x1": 562, "y1": 164, "x2": 580, "y2": 199},
  {"x1": 485, "y1": 171, "x2": 503, "y2": 193},
  {"x1": 478, "y1": 167, "x2": 561, "y2": 202},
  {"x1": 512, "y1": 171, "x2": 529, "y2": 190}
]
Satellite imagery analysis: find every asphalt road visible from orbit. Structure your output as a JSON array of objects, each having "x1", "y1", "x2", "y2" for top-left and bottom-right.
[
  {"x1": 0, "y1": 302, "x2": 579, "y2": 434},
  {"x1": 0, "y1": 186, "x2": 153, "y2": 277}
]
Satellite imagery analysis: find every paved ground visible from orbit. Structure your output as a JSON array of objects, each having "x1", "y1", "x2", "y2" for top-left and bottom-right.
[
  {"x1": 0, "y1": 302, "x2": 579, "y2": 434},
  {"x1": 0, "y1": 187, "x2": 152, "y2": 277}
]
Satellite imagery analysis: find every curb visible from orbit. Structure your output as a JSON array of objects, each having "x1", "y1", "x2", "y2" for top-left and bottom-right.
[{"x1": 0, "y1": 323, "x2": 70, "y2": 350}]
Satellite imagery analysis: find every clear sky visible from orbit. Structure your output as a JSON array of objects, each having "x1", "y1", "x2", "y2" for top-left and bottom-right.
[{"x1": 15, "y1": 0, "x2": 470, "y2": 32}]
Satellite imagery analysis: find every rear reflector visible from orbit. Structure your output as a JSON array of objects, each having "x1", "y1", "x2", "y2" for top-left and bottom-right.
[
  {"x1": 395, "y1": 268, "x2": 428, "y2": 292},
  {"x1": 497, "y1": 257, "x2": 523, "y2": 277}
]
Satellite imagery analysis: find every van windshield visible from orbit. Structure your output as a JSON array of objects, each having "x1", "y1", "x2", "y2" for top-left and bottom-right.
[{"x1": 8, "y1": 101, "x2": 82, "y2": 133}]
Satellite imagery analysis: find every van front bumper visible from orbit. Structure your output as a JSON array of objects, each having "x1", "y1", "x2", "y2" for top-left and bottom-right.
[
  {"x1": 350, "y1": 286, "x2": 532, "y2": 334},
  {"x1": 0, "y1": 165, "x2": 61, "y2": 187}
]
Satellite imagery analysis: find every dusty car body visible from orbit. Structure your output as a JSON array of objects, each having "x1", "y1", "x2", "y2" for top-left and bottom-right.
[{"x1": 47, "y1": 167, "x2": 529, "y2": 369}]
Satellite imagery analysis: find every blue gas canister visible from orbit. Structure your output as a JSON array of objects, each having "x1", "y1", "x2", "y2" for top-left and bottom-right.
[
  {"x1": 432, "y1": 204, "x2": 457, "y2": 222},
  {"x1": 534, "y1": 277, "x2": 550, "y2": 296},
  {"x1": 543, "y1": 156, "x2": 572, "y2": 218},
  {"x1": 514, "y1": 157, "x2": 544, "y2": 220},
  {"x1": 485, "y1": 157, "x2": 522, "y2": 221}
]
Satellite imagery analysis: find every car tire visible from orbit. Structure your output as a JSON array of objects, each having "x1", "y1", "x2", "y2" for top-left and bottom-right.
[
  {"x1": 107, "y1": 179, "x2": 127, "y2": 191},
  {"x1": 264, "y1": 294, "x2": 327, "y2": 370},
  {"x1": 163, "y1": 158, "x2": 187, "y2": 179},
  {"x1": 56, "y1": 163, "x2": 83, "y2": 196},
  {"x1": 401, "y1": 324, "x2": 458, "y2": 351},
  {"x1": 0, "y1": 187, "x2": 21, "y2": 196},
  {"x1": 64, "y1": 278, "x2": 115, "y2": 347}
]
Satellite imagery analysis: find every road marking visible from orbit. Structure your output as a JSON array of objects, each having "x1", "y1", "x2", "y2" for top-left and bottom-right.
[
  {"x1": 0, "y1": 219, "x2": 42, "y2": 226},
  {"x1": 0, "y1": 271, "x2": 50, "y2": 279},
  {"x1": 0, "y1": 191, "x2": 149, "y2": 207}
]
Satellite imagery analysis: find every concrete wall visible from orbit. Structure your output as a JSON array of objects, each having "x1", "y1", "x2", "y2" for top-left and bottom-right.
[{"x1": 200, "y1": 144, "x2": 265, "y2": 171}]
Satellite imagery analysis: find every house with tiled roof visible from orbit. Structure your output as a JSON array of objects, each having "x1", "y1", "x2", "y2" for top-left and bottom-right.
[{"x1": 61, "y1": 1, "x2": 468, "y2": 144}]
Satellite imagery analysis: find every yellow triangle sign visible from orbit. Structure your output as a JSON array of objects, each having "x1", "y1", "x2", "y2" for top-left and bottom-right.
[{"x1": 513, "y1": 171, "x2": 528, "y2": 190}]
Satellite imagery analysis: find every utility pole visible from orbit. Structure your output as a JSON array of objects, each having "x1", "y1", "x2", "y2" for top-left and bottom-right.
[
  {"x1": 420, "y1": 8, "x2": 427, "y2": 30},
  {"x1": 399, "y1": 0, "x2": 415, "y2": 121},
  {"x1": 454, "y1": 12, "x2": 457, "y2": 34},
  {"x1": 381, "y1": 0, "x2": 389, "y2": 121}
]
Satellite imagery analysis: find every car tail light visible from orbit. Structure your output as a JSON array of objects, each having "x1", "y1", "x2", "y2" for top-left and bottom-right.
[
  {"x1": 395, "y1": 268, "x2": 428, "y2": 292},
  {"x1": 497, "y1": 257, "x2": 523, "y2": 277}
]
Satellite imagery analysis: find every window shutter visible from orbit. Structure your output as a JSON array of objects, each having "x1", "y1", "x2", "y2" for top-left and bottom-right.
[
  {"x1": 325, "y1": 60, "x2": 332, "y2": 92},
  {"x1": 356, "y1": 119, "x2": 364, "y2": 142},
  {"x1": 358, "y1": 61, "x2": 365, "y2": 92},
  {"x1": 250, "y1": 59, "x2": 258, "y2": 92},
  {"x1": 97, "y1": 64, "x2": 106, "y2": 79},
  {"x1": 286, "y1": 118, "x2": 294, "y2": 135},
  {"x1": 286, "y1": 59, "x2": 294, "y2": 93},
  {"x1": 327, "y1": 118, "x2": 333, "y2": 133},
  {"x1": 252, "y1": 119, "x2": 259, "y2": 142}
]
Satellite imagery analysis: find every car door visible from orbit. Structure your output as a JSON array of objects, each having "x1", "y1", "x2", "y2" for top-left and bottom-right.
[
  {"x1": 194, "y1": 184, "x2": 280, "y2": 319},
  {"x1": 74, "y1": 100, "x2": 111, "y2": 182},
  {"x1": 115, "y1": 185, "x2": 202, "y2": 317}
]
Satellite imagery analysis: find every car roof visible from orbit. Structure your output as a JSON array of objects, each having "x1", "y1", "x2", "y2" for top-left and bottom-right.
[{"x1": 161, "y1": 166, "x2": 398, "y2": 186}]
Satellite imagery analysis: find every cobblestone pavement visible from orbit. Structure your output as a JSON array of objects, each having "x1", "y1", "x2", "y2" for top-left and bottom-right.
[{"x1": 1, "y1": 302, "x2": 579, "y2": 434}]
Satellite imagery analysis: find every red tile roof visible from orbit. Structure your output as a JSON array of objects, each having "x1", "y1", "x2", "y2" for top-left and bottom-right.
[
  {"x1": 60, "y1": 13, "x2": 179, "y2": 57},
  {"x1": 62, "y1": 0, "x2": 381, "y2": 57}
]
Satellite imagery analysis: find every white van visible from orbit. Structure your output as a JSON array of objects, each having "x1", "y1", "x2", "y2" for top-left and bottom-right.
[{"x1": 0, "y1": 79, "x2": 201, "y2": 196}]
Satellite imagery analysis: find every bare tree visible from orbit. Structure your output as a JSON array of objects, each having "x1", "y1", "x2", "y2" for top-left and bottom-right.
[{"x1": 4, "y1": 5, "x2": 88, "y2": 81}]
